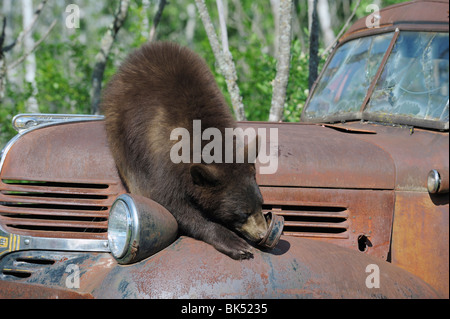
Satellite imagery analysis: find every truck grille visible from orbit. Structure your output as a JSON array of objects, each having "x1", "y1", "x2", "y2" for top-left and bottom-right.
[
  {"x1": 0, "y1": 179, "x2": 120, "y2": 239},
  {"x1": 263, "y1": 203, "x2": 350, "y2": 239}
]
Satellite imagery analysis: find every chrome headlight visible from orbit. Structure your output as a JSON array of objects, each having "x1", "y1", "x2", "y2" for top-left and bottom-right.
[
  {"x1": 108, "y1": 194, "x2": 178, "y2": 264},
  {"x1": 108, "y1": 194, "x2": 137, "y2": 261},
  {"x1": 427, "y1": 169, "x2": 441, "y2": 194},
  {"x1": 427, "y1": 169, "x2": 449, "y2": 194}
]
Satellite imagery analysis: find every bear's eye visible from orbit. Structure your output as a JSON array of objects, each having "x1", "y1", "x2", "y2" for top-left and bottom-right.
[
  {"x1": 239, "y1": 209, "x2": 251, "y2": 218},
  {"x1": 245, "y1": 208, "x2": 253, "y2": 216}
]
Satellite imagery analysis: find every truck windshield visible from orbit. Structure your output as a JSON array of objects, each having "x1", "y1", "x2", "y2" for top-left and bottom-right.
[
  {"x1": 303, "y1": 33, "x2": 393, "y2": 120},
  {"x1": 303, "y1": 31, "x2": 449, "y2": 129},
  {"x1": 365, "y1": 32, "x2": 449, "y2": 123}
]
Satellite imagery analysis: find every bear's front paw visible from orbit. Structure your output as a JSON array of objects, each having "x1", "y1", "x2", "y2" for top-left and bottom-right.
[{"x1": 216, "y1": 232, "x2": 254, "y2": 260}]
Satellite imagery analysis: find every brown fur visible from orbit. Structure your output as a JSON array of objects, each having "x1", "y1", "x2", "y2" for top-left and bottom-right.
[{"x1": 102, "y1": 42, "x2": 266, "y2": 259}]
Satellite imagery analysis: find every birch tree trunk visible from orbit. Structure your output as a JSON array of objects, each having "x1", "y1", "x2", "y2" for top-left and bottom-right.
[
  {"x1": 141, "y1": 0, "x2": 151, "y2": 40},
  {"x1": 0, "y1": 0, "x2": 53, "y2": 105},
  {"x1": 22, "y1": 0, "x2": 39, "y2": 113},
  {"x1": 322, "y1": 0, "x2": 361, "y2": 57},
  {"x1": 308, "y1": 0, "x2": 315, "y2": 34},
  {"x1": 0, "y1": 17, "x2": 6, "y2": 103},
  {"x1": 148, "y1": 0, "x2": 167, "y2": 42},
  {"x1": 270, "y1": 0, "x2": 280, "y2": 57},
  {"x1": 1, "y1": 0, "x2": 12, "y2": 41},
  {"x1": 90, "y1": 0, "x2": 130, "y2": 115},
  {"x1": 268, "y1": 0, "x2": 293, "y2": 122},
  {"x1": 308, "y1": 0, "x2": 320, "y2": 90},
  {"x1": 195, "y1": 0, "x2": 246, "y2": 121},
  {"x1": 185, "y1": 4, "x2": 196, "y2": 45},
  {"x1": 317, "y1": 0, "x2": 334, "y2": 48}
]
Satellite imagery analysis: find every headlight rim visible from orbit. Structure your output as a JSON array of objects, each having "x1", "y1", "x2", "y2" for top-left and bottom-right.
[
  {"x1": 108, "y1": 193, "x2": 140, "y2": 263},
  {"x1": 427, "y1": 169, "x2": 441, "y2": 194}
]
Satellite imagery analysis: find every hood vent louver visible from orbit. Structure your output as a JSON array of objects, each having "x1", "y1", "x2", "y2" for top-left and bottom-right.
[
  {"x1": 263, "y1": 203, "x2": 350, "y2": 239},
  {"x1": 0, "y1": 179, "x2": 118, "y2": 239}
]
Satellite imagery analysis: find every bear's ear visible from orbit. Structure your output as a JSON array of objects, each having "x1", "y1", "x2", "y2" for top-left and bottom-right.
[{"x1": 190, "y1": 164, "x2": 220, "y2": 187}]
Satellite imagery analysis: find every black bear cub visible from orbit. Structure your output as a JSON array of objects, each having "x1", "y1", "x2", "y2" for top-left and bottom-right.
[{"x1": 102, "y1": 42, "x2": 267, "y2": 260}]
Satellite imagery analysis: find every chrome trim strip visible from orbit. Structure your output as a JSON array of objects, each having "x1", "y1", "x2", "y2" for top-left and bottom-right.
[
  {"x1": 0, "y1": 134, "x2": 22, "y2": 176},
  {"x1": 0, "y1": 224, "x2": 110, "y2": 258},
  {"x1": 23, "y1": 237, "x2": 110, "y2": 252},
  {"x1": 12, "y1": 113, "x2": 105, "y2": 133}
]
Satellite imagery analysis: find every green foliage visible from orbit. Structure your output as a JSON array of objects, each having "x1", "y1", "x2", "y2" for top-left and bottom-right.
[
  {"x1": 232, "y1": 39, "x2": 277, "y2": 121},
  {"x1": 34, "y1": 36, "x2": 93, "y2": 114},
  {"x1": 285, "y1": 40, "x2": 315, "y2": 122}
]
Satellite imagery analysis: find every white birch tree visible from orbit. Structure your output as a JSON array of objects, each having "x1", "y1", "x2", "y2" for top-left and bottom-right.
[
  {"x1": 317, "y1": 0, "x2": 334, "y2": 48},
  {"x1": 195, "y1": 0, "x2": 246, "y2": 121},
  {"x1": 185, "y1": 4, "x2": 196, "y2": 45},
  {"x1": 268, "y1": 0, "x2": 293, "y2": 122},
  {"x1": 22, "y1": 0, "x2": 39, "y2": 113},
  {"x1": 0, "y1": 0, "x2": 55, "y2": 106},
  {"x1": 308, "y1": 0, "x2": 320, "y2": 89},
  {"x1": 148, "y1": 0, "x2": 167, "y2": 42},
  {"x1": 90, "y1": 0, "x2": 130, "y2": 115}
]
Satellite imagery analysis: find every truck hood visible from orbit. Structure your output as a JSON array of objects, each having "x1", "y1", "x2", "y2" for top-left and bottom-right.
[
  {"x1": 242, "y1": 122, "x2": 394, "y2": 190},
  {"x1": 243, "y1": 122, "x2": 448, "y2": 191}
]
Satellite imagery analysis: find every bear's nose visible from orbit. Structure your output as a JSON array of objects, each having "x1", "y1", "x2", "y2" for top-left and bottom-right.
[
  {"x1": 258, "y1": 231, "x2": 267, "y2": 240},
  {"x1": 258, "y1": 212, "x2": 284, "y2": 249}
]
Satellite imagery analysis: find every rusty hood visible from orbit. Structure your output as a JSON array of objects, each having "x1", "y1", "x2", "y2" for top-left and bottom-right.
[
  {"x1": 243, "y1": 122, "x2": 449, "y2": 192},
  {"x1": 241, "y1": 122, "x2": 395, "y2": 190}
]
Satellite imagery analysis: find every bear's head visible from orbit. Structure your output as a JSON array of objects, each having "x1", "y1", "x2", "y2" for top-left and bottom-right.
[{"x1": 189, "y1": 160, "x2": 268, "y2": 243}]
